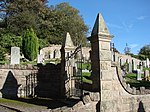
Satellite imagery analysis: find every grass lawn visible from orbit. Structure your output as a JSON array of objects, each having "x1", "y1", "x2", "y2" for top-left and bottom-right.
[
  {"x1": 0, "y1": 97, "x2": 67, "y2": 109},
  {"x1": 77, "y1": 63, "x2": 91, "y2": 70},
  {"x1": 0, "y1": 98, "x2": 37, "y2": 108},
  {"x1": 0, "y1": 60, "x2": 10, "y2": 64},
  {"x1": 143, "y1": 67, "x2": 150, "y2": 71},
  {"x1": 82, "y1": 72, "x2": 92, "y2": 84},
  {"x1": 125, "y1": 73, "x2": 150, "y2": 89}
]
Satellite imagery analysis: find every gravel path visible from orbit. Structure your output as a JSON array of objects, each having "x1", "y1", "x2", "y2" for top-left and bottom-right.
[{"x1": 0, "y1": 105, "x2": 18, "y2": 112}]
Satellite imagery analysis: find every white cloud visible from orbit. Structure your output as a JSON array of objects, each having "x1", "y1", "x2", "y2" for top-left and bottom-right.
[
  {"x1": 130, "y1": 44, "x2": 138, "y2": 49},
  {"x1": 106, "y1": 22, "x2": 122, "y2": 29},
  {"x1": 122, "y1": 22, "x2": 133, "y2": 32},
  {"x1": 137, "y1": 16, "x2": 147, "y2": 20}
]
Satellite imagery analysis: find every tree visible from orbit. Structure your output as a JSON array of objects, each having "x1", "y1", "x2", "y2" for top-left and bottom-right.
[
  {"x1": 0, "y1": 33, "x2": 22, "y2": 61},
  {"x1": 138, "y1": 44, "x2": 150, "y2": 60},
  {"x1": 1, "y1": 0, "x2": 48, "y2": 35},
  {"x1": 39, "y1": 2, "x2": 89, "y2": 46},
  {"x1": 22, "y1": 28, "x2": 39, "y2": 61},
  {"x1": 0, "y1": 33, "x2": 22, "y2": 52},
  {"x1": 124, "y1": 43, "x2": 131, "y2": 55},
  {"x1": 1, "y1": 1, "x2": 89, "y2": 48}
]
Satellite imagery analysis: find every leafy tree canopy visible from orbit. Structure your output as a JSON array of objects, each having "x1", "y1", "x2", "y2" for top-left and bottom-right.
[
  {"x1": 0, "y1": 1, "x2": 89, "y2": 46},
  {"x1": 138, "y1": 44, "x2": 150, "y2": 60}
]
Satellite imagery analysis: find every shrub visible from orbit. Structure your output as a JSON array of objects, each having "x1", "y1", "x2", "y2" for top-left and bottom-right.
[{"x1": 22, "y1": 28, "x2": 39, "y2": 61}]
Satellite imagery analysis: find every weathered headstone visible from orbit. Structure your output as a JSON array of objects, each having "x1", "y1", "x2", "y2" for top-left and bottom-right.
[
  {"x1": 144, "y1": 70, "x2": 149, "y2": 79},
  {"x1": 37, "y1": 54, "x2": 43, "y2": 63},
  {"x1": 146, "y1": 58, "x2": 149, "y2": 68},
  {"x1": 137, "y1": 69, "x2": 142, "y2": 80},
  {"x1": 10, "y1": 47, "x2": 20, "y2": 65},
  {"x1": 128, "y1": 62, "x2": 132, "y2": 73}
]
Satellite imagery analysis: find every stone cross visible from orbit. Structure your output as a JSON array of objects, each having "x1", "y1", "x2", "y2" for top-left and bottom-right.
[{"x1": 10, "y1": 47, "x2": 20, "y2": 65}]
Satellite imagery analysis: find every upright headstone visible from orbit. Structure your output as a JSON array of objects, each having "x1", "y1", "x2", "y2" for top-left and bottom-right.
[
  {"x1": 128, "y1": 62, "x2": 132, "y2": 73},
  {"x1": 144, "y1": 70, "x2": 149, "y2": 79},
  {"x1": 37, "y1": 50, "x2": 44, "y2": 64},
  {"x1": 137, "y1": 69, "x2": 142, "y2": 80},
  {"x1": 146, "y1": 58, "x2": 149, "y2": 68},
  {"x1": 142, "y1": 61, "x2": 146, "y2": 68},
  {"x1": 37, "y1": 54, "x2": 43, "y2": 63},
  {"x1": 10, "y1": 47, "x2": 20, "y2": 65}
]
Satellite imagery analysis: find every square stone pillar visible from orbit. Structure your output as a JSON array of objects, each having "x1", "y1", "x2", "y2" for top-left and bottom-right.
[{"x1": 89, "y1": 13, "x2": 113, "y2": 112}]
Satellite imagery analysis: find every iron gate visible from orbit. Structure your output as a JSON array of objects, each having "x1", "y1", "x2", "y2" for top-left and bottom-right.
[{"x1": 65, "y1": 45, "x2": 83, "y2": 98}]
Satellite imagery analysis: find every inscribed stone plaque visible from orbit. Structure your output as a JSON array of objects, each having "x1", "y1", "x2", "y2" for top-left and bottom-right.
[{"x1": 10, "y1": 47, "x2": 20, "y2": 65}]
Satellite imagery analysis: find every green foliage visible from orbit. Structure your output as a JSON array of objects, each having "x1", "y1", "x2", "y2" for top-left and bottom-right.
[
  {"x1": 0, "y1": 1, "x2": 89, "y2": 51},
  {"x1": 77, "y1": 62, "x2": 91, "y2": 70},
  {"x1": 0, "y1": 46, "x2": 6, "y2": 61},
  {"x1": 0, "y1": 33, "x2": 22, "y2": 51},
  {"x1": 38, "y1": 38, "x2": 49, "y2": 49},
  {"x1": 143, "y1": 67, "x2": 150, "y2": 71},
  {"x1": 82, "y1": 72, "x2": 92, "y2": 84},
  {"x1": 125, "y1": 73, "x2": 150, "y2": 89},
  {"x1": 0, "y1": 33, "x2": 22, "y2": 61},
  {"x1": 48, "y1": 2, "x2": 89, "y2": 46},
  {"x1": 22, "y1": 28, "x2": 39, "y2": 61},
  {"x1": 138, "y1": 44, "x2": 150, "y2": 60}
]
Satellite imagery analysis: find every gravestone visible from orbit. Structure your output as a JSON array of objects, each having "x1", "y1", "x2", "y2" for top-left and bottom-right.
[
  {"x1": 144, "y1": 70, "x2": 149, "y2": 79},
  {"x1": 10, "y1": 47, "x2": 20, "y2": 65},
  {"x1": 128, "y1": 62, "x2": 132, "y2": 73},
  {"x1": 137, "y1": 69, "x2": 142, "y2": 80},
  {"x1": 37, "y1": 54, "x2": 43, "y2": 63},
  {"x1": 146, "y1": 58, "x2": 149, "y2": 68}
]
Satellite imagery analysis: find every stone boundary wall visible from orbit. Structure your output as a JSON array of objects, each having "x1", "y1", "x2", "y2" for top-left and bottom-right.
[
  {"x1": 101, "y1": 62, "x2": 150, "y2": 112},
  {"x1": 0, "y1": 64, "x2": 38, "y2": 70},
  {"x1": 0, "y1": 64, "x2": 38, "y2": 98},
  {"x1": 112, "y1": 62, "x2": 150, "y2": 95}
]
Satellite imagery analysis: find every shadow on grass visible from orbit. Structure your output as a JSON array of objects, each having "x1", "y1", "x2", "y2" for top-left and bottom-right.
[
  {"x1": 127, "y1": 80, "x2": 150, "y2": 89},
  {"x1": 16, "y1": 97, "x2": 80, "y2": 109}
]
